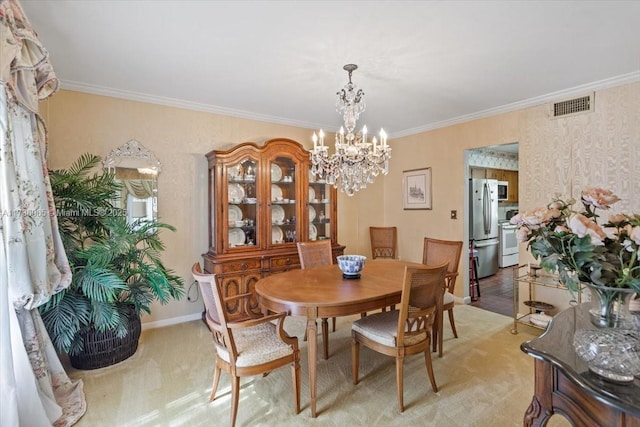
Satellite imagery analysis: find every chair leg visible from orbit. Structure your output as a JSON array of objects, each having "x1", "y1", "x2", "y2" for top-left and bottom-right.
[
  {"x1": 438, "y1": 317, "x2": 444, "y2": 357},
  {"x1": 432, "y1": 312, "x2": 437, "y2": 352},
  {"x1": 396, "y1": 355, "x2": 405, "y2": 413},
  {"x1": 291, "y1": 361, "x2": 301, "y2": 414},
  {"x1": 332, "y1": 316, "x2": 336, "y2": 332},
  {"x1": 424, "y1": 346, "x2": 438, "y2": 393},
  {"x1": 209, "y1": 365, "x2": 221, "y2": 401},
  {"x1": 351, "y1": 338, "x2": 360, "y2": 385},
  {"x1": 433, "y1": 311, "x2": 443, "y2": 357},
  {"x1": 230, "y1": 375, "x2": 240, "y2": 427},
  {"x1": 448, "y1": 309, "x2": 458, "y2": 338},
  {"x1": 322, "y1": 318, "x2": 330, "y2": 359}
]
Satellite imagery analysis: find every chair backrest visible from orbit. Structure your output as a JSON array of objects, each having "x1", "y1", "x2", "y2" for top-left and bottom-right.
[
  {"x1": 369, "y1": 226, "x2": 398, "y2": 259},
  {"x1": 396, "y1": 263, "x2": 448, "y2": 346},
  {"x1": 192, "y1": 263, "x2": 238, "y2": 360},
  {"x1": 422, "y1": 237, "x2": 463, "y2": 274},
  {"x1": 192, "y1": 262, "x2": 221, "y2": 325},
  {"x1": 422, "y1": 237, "x2": 463, "y2": 294},
  {"x1": 297, "y1": 240, "x2": 333, "y2": 269}
]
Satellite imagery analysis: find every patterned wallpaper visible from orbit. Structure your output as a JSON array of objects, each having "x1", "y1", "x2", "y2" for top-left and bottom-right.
[
  {"x1": 468, "y1": 148, "x2": 519, "y2": 170},
  {"x1": 519, "y1": 82, "x2": 640, "y2": 215}
]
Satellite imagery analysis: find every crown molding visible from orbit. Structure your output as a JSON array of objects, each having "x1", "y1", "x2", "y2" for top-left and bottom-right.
[
  {"x1": 390, "y1": 71, "x2": 640, "y2": 139},
  {"x1": 59, "y1": 80, "x2": 321, "y2": 130},
  {"x1": 60, "y1": 71, "x2": 640, "y2": 140}
]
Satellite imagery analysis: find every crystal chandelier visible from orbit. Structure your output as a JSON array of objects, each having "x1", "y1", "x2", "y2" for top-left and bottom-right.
[{"x1": 310, "y1": 64, "x2": 391, "y2": 196}]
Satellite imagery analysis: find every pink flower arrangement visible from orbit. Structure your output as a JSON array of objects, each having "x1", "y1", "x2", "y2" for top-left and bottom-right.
[{"x1": 511, "y1": 187, "x2": 640, "y2": 294}]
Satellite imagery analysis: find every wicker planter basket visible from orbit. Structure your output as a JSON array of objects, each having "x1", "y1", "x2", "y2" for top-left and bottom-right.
[{"x1": 69, "y1": 308, "x2": 141, "y2": 370}]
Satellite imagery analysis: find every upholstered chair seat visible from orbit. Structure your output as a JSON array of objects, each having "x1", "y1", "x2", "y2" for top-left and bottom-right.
[
  {"x1": 213, "y1": 320, "x2": 295, "y2": 367},
  {"x1": 352, "y1": 309, "x2": 428, "y2": 347},
  {"x1": 443, "y1": 292, "x2": 455, "y2": 306}
]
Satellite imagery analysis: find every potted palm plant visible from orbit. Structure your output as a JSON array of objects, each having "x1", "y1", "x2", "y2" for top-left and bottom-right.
[{"x1": 40, "y1": 153, "x2": 184, "y2": 369}]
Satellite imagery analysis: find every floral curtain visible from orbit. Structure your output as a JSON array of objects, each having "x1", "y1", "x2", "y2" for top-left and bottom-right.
[{"x1": 0, "y1": 1, "x2": 86, "y2": 426}]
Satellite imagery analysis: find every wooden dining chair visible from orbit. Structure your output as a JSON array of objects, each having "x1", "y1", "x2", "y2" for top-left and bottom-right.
[
  {"x1": 296, "y1": 240, "x2": 336, "y2": 359},
  {"x1": 422, "y1": 237, "x2": 463, "y2": 357},
  {"x1": 368, "y1": 226, "x2": 399, "y2": 313},
  {"x1": 369, "y1": 226, "x2": 398, "y2": 259},
  {"x1": 191, "y1": 263, "x2": 300, "y2": 427},
  {"x1": 351, "y1": 263, "x2": 448, "y2": 412}
]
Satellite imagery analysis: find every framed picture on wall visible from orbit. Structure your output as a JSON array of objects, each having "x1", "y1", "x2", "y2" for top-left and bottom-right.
[{"x1": 402, "y1": 167, "x2": 432, "y2": 210}]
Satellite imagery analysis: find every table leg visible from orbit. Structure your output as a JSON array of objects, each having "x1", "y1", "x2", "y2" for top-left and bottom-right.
[
  {"x1": 322, "y1": 318, "x2": 329, "y2": 360},
  {"x1": 307, "y1": 317, "x2": 318, "y2": 418}
]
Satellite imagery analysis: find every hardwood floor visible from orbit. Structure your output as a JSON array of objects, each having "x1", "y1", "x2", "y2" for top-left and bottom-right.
[{"x1": 469, "y1": 266, "x2": 515, "y2": 317}]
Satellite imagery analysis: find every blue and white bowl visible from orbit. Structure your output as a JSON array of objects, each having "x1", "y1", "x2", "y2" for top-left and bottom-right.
[{"x1": 337, "y1": 255, "x2": 366, "y2": 277}]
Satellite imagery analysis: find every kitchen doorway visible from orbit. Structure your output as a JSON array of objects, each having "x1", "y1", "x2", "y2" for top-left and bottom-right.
[{"x1": 464, "y1": 142, "x2": 519, "y2": 317}]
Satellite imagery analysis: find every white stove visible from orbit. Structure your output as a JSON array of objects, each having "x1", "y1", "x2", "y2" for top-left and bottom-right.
[{"x1": 499, "y1": 222, "x2": 519, "y2": 267}]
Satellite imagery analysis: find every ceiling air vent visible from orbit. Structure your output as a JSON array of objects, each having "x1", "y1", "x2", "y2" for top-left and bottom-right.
[{"x1": 550, "y1": 93, "x2": 594, "y2": 119}]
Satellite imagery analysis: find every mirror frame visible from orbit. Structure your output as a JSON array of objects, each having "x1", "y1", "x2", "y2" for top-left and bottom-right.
[
  {"x1": 103, "y1": 140, "x2": 162, "y2": 226},
  {"x1": 103, "y1": 139, "x2": 162, "y2": 174}
]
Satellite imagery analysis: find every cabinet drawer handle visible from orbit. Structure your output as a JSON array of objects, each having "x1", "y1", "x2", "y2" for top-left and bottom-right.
[
  {"x1": 285, "y1": 258, "x2": 291, "y2": 265},
  {"x1": 241, "y1": 263, "x2": 248, "y2": 270}
]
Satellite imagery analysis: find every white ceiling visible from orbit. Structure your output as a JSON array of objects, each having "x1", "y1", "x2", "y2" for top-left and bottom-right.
[{"x1": 20, "y1": 0, "x2": 640, "y2": 139}]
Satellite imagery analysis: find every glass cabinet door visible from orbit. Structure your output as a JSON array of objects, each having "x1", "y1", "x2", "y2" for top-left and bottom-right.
[
  {"x1": 269, "y1": 156, "x2": 297, "y2": 246},
  {"x1": 227, "y1": 158, "x2": 258, "y2": 249},
  {"x1": 309, "y1": 171, "x2": 331, "y2": 241}
]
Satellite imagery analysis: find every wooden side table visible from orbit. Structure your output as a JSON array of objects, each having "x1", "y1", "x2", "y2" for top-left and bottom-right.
[{"x1": 521, "y1": 304, "x2": 640, "y2": 426}]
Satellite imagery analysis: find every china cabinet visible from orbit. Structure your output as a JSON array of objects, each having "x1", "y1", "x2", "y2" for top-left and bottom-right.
[{"x1": 203, "y1": 138, "x2": 344, "y2": 316}]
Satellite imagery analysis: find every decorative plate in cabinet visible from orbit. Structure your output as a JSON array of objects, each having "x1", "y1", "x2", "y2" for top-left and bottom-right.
[
  {"x1": 271, "y1": 164, "x2": 282, "y2": 182},
  {"x1": 271, "y1": 205, "x2": 285, "y2": 223}
]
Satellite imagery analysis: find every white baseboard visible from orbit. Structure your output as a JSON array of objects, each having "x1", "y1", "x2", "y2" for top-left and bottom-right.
[{"x1": 141, "y1": 312, "x2": 202, "y2": 331}]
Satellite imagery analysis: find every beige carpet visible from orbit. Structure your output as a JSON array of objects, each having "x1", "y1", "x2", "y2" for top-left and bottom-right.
[{"x1": 66, "y1": 305, "x2": 572, "y2": 426}]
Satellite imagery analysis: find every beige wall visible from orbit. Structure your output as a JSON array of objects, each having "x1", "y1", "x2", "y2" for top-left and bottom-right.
[
  {"x1": 384, "y1": 112, "x2": 522, "y2": 264},
  {"x1": 42, "y1": 90, "x2": 335, "y2": 326},
  {"x1": 42, "y1": 81, "x2": 640, "y2": 325},
  {"x1": 386, "y1": 81, "x2": 640, "y2": 305}
]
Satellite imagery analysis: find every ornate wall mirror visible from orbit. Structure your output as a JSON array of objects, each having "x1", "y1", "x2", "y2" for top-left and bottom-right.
[{"x1": 103, "y1": 140, "x2": 161, "y2": 227}]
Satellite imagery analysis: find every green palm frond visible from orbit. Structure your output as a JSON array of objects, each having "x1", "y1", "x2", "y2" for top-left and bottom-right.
[
  {"x1": 40, "y1": 153, "x2": 184, "y2": 355},
  {"x1": 75, "y1": 264, "x2": 128, "y2": 302},
  {"x1": 90, "y1": 300, "x2": 124, "y2": 334},
  {"x1": 40, "y1": 291, "x2": 91, "y2": 355}
]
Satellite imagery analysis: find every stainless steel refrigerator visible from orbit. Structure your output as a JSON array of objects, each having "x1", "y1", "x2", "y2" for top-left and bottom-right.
[{"x1": 469, "y1": 178, "x2": 499, "y2": 278}]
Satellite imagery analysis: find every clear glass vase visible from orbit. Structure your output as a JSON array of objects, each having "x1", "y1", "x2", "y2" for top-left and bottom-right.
[{"x1": 585, "y1": 283, "x2": 638, "y2": 329}]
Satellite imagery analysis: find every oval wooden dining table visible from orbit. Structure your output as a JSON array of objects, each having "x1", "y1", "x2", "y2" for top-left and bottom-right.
[{"x1": 255, "y1": 258, "x2": 432, "y2": 418}]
